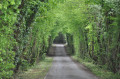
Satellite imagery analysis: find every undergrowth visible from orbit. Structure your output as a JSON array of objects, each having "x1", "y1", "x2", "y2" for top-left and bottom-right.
[
  {"x1": 15, "y1": 57, "x2": 53, "y2": 79},
  {"x1": 72, "y1": 56, "x2": 120, "y2": 79}
]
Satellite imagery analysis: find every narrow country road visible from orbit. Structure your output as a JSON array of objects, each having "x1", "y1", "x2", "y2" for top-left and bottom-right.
[{"x1": 45, "y1": 44, "x2": 98, "y2": 79}]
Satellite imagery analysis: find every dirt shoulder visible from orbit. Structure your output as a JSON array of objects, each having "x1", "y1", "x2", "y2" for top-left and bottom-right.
[
  {"x1": 65, "y1": 46, "x2": 100, "y2": 79},
  {"x1": 70, "y1": 56, "x2": 100, "y2": 79},
  {"x1": 14, "y1": 57, "x2": 53, "y2": 79}
]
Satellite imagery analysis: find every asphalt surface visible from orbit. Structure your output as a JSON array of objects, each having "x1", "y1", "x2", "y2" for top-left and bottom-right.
[{"x1": 45, "y1": 44, "x2": 98, "y2": 79}]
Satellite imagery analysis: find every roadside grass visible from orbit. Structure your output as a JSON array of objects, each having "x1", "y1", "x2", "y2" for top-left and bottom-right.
[
  {"x1": 16, "y1": 57, "x2": 53, "y2": 79},
  {"x1": 72, "y1": 55, "x2": 120, "y2": 79}
]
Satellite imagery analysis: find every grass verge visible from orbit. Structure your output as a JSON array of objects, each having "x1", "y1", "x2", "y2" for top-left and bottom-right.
[
  {"x1": 16, "y1": 57, "x2": 53, "y2": 79},
  {"x1": 72, "y1": 55, "x2": 120, "y2": 79}
]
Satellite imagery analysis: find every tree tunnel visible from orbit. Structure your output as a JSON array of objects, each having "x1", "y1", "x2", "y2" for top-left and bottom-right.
[{"x1": 53, "y1": 33, "x2": 66, "y2": 44}]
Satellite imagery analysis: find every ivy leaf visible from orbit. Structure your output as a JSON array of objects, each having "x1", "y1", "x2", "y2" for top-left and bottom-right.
[
  {"x1": 0, "y1": 58, "x2": 3, "y2": 62},
  {"x1": 0, "y1": 4, "x2": 2, "y2": 9},
  {"x1": 9, "y1": 0, "x2": 15, "y2": 5}
]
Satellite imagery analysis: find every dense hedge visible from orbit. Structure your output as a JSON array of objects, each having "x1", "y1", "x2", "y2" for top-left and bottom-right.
[
  {"x1": 59, "y1": 0, "x2": 120, "y2": 73},
  {"x1": 49, "y1": 0, "x2": 120, "y2": 74},
  {"x1": 0, "y1": 0, "x2": 63, "y2": 78},
  {"x1": 0, "y1": 0, "x2": 120, "y2": 78}
]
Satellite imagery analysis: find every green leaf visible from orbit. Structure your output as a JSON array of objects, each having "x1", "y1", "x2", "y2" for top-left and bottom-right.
[
  {"x1": 10, "y1": 0, "x2": 15, "y2": 5},
  {"x1": 0, "y1": 58, "x2": 3, "y2": 62},
  {"x1": 0, "y1": 4, "x2": 2, "y2": 9}
]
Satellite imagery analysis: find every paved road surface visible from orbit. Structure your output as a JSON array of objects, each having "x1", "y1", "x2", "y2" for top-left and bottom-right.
[{"x1": 45, "y1": 44, "x2": 98, "y2": 79}]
